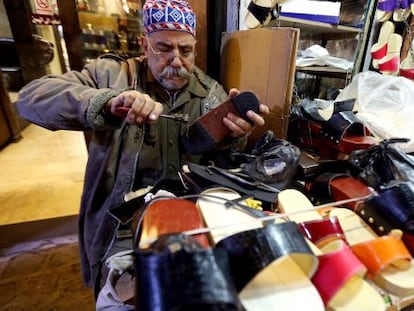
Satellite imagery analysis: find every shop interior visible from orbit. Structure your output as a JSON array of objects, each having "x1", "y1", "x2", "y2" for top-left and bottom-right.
[{"x1": 2, "y1": 0, "x2": 414, "y2": 309}]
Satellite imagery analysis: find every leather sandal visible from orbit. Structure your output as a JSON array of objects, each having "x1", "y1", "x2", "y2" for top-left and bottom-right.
[
  {"x1": 400, "y1": 56, "x2": 414, "y2": 80},
  {"x1": 135, "y1": 233, "x2": 244, "y2": 311},
  {"x1": 370, "y1": 21, "x2": 395, "y2": 69},
  {"x1": 136, "y1": 197, "x2": 211, "y2": 249},
  {"x1": 378, "y1": 33, "x2": 403, "y2": 76},
  {"x1": 196, "y1": 187, "x2": 268, "y2": 244},
  {"x1": 289, "y1": 107, "x2": 378, "y2": 159},
  {"x1": 182, "y1": 91, "x2": 260, "y2": 154},
  {"x1": 376, "y1": 0, "x2": 394, "y2": 21},
  {"x1": 186, "y1": 162, "x2": 279, "y2": 204},
  {"x1": 330, "y1": 207, "x2": 414, "y2": 298},
  {"x1": 356, "y1": 182, "x2": 414, "y2": 256},
  {"x1": 306, "y1": 172, "x2": 373, "y2": 209},
  {"x1": 244, "y1": 0, "x2": 280, "y2": 29},
  {"x1": 216, "y1": 221, "x2": 325, "y2": 311},
  {"x1": 393, "y1": 0, "x2": 411, "y2": 21},
  {"x1": 277, "y1": 189, "x2": 387, "y2": 310}
]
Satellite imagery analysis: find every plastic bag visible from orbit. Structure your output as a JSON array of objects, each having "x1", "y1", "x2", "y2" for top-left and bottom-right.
[
  {"x1": 238, "y1": 130, "x2": 301, "y2": 187},
  {"x1": 335, "y1": 71, "x2": 414, "y2": 153},
  {"x1": 348, "y1": 138, "x2": 414, "y2": 189}
]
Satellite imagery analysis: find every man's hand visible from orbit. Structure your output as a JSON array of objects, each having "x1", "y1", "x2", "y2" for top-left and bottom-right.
[
  {"x1": 106, "y1": 90, "x2": 164, "y2": 125},
  {"x1": 224, "y1": 88, "x2": 270, "y2": 138}
]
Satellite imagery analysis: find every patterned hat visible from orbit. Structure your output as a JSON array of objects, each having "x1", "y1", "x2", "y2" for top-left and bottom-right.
[{"x1": 143, "y1": 0, "x2": 196, "y2": 36}]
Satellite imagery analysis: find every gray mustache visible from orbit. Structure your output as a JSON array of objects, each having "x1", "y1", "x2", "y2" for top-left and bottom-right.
[{"x1": 160, "y1": 66, "x2": 192, "y2": 79}]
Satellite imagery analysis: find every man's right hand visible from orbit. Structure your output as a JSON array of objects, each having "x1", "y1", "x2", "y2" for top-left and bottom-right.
[{"x1": 106, "y1": 90, "x2": 164, "y2": 125}]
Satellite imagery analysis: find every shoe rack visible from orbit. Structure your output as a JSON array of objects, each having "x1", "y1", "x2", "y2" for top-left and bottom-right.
[
  {"x1": 277, "y1": 0, "x2": 378, "y2": 98},
  {"x1": 369, "y1": 4, "x2": 414, "y2": 79},
  {"x1": 229, "y1": 0, "x2": 378, "y2": 99}
]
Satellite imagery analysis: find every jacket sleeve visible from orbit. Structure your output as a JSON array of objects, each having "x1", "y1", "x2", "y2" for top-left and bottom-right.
[{"x1": 16, "y1": 57, "x2": 128, "y2": 131}]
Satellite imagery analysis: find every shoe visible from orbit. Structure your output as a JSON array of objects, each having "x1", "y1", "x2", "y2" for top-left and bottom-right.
[
  {"x1": 376, "y1": 0, "x2": 394, "y2": 21},
  {"x1": 306, "y1": 172, "x2": 373, "y2": 209},
  {"x1": 330, "y1": 207, "x2": 414, "y2": 298},
  {"x1": 216, "y1": 221, "x2": 325, "y2": 311},
  {"x1": 378, "y1": 33, "x2": 403, "y2": 76},
  {"x1": 136, "y1": 197, "x2": 211, "y2": 249},
  {"x1": 244, "y1": 0, "x2": 281, "y2": 29},
  {"x1": 370, "y1": 21, "x2": 395, "y2": 69},
  {"x1": 135, "y1": 233, "x2": 244, "y2": 311},
  {"x1": 196, "y1": 187, "x2": 268, "y2": 244},
  {"x1": 288, "y1": 100, "x2": 378, "y2": 159},
  {"x1": 182, "y1": 91, "x2": 260, "y2": 154},
  {"x1": 357, "y1": 182, "x2": 414, "y2": 255},
  {"x1": 277, "y1": 189, "x2": 386, "y2": 310},
  {"x1": 393, "y1": 0, "x2": 411, "y2": 21},
  {"x1": 400, "y1": 55, "x2": 414, "y2": 80}
]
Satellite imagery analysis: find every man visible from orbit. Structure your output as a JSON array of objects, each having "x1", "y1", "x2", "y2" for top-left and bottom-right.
[{"x1": 17, "y1": 0, "x2": 269, "y2": 301}]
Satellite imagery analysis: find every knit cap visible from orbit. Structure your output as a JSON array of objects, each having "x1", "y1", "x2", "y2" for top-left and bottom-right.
[{"x1": 143, "y1": 0, "x2": 196, "y2": 36}]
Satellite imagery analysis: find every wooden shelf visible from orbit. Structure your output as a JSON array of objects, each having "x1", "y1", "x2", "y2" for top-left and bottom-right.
[
  {"x1": 274, "y1": 16, "x2": 363, "y2": 34},
  {"x1": 296, "y1": 65, "x2": 353, "y2": 79}
]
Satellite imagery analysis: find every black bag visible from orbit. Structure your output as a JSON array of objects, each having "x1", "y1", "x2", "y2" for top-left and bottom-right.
[{"x1": 347, "y1": 138, "x2": 414, "y2": 189}]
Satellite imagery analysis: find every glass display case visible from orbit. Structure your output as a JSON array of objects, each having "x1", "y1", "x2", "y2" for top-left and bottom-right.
[{"x1": 75, "y1": 0, "x2": 143, "y2": 64}]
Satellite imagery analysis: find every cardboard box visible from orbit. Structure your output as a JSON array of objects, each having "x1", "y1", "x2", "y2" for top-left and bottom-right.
[
  {"x1": 280, "y1": 0, "x2": 341, "y2": 25},
  {"x1": 220, "y1": 27, "x2": 299, "y2": 146}
]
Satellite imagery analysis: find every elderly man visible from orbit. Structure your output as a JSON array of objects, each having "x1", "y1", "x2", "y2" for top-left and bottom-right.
[{"x1": 17, "y1": 0, "x2": 269, "y2": 305}]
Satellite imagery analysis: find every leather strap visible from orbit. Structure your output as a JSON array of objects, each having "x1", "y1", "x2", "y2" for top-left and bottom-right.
[
  {"x1": 358, "y1": 182, "x2": 414, "y2": 235},
  {"x1": 378, "y1": 56, "x2": 400, "y2": 73},
  {"x1": 216, "y1": 221, "x2": 317, "y2": 291},
  {"x1": 298, "y1": 216, "x2": 347, "y2": 248},
  {"x1": 247, "y1": 1, "x2": 274, "y2": 24},
  {"x1": 184, "y1": 91, "x2": 260, "y2": 154},
  {"x1": 320, "y1": 111, "x2": 365, "y2": 145},
  {"x1": 312, "y1": 241, "x2": 367, "y2": 305},
  {"x1": 308, "y1": 172, "x2": 351, "y2": 204},
  {"x1": 371, "y1": 43, "x2": 388, "y2": 60},
  {"x1": 351, "y1": 235, "x2": 412, "y2": 276},
  {"x1": 135, "y1": 233, "x2": 243, "y2": 311}
]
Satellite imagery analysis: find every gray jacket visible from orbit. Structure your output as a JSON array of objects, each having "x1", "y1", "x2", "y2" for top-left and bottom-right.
[{"x1": 17, "y1": 54, "x2": 245, "y2": 288}]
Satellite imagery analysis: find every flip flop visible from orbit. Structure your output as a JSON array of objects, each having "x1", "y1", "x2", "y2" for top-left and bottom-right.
[
  {"x1": 277, "y1": 189, "x2": 387, "y2": 310},
  {"x1": 370, "y1": 21, "x2": 395, "y2": 69},
  {"x1": 378, "y1": 33, "x2": 403, "y2": 76},
  {"x1": 329, "y1": 207, "x2": 414, "y2": 298},
  {"x1": 244, "y1": 0, "x2": 280, "y2": 29}
]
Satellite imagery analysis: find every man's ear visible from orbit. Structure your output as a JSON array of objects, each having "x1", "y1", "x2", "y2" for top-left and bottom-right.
[{"x1": 141, "y1": 36, "x2": 149, "y2": 54}]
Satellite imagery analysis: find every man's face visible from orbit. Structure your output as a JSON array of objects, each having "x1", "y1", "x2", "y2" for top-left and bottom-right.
[{"x1": 144, "y1": 31, "x2": 196, "y2": 91}]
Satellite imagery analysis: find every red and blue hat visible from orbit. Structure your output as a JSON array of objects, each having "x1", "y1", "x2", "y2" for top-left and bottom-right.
[{"x1": 143, "y1": 0, "x2": 196, "y2": 37}]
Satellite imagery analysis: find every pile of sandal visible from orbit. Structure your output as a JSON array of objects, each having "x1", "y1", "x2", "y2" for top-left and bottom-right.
[
  {"x1": 376, "y1": 0, "x2": 414, "y2": 23},
  {"x1": 129, "y1": 181, "x2": 414, "y2": 310},
  {"x1": 121, "y1": 120, "x2": 414, "y2": 310},
  {"x1": 370, "y1": 2, "x2": 414, "y2": 79}
]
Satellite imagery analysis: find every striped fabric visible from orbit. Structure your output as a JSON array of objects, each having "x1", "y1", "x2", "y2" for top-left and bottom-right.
[{"x1": 143, "y1": 0, "x2": 196, "y2": 36}]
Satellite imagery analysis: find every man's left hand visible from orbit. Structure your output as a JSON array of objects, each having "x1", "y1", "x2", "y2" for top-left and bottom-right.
[{"x1": 224, "y1": 88, "x2": 270, "y2": 138}]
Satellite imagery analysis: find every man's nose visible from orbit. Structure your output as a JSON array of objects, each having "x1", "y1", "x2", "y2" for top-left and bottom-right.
[{"x1": 169, "y1": 51, "x2": 184, "y2": 66}]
